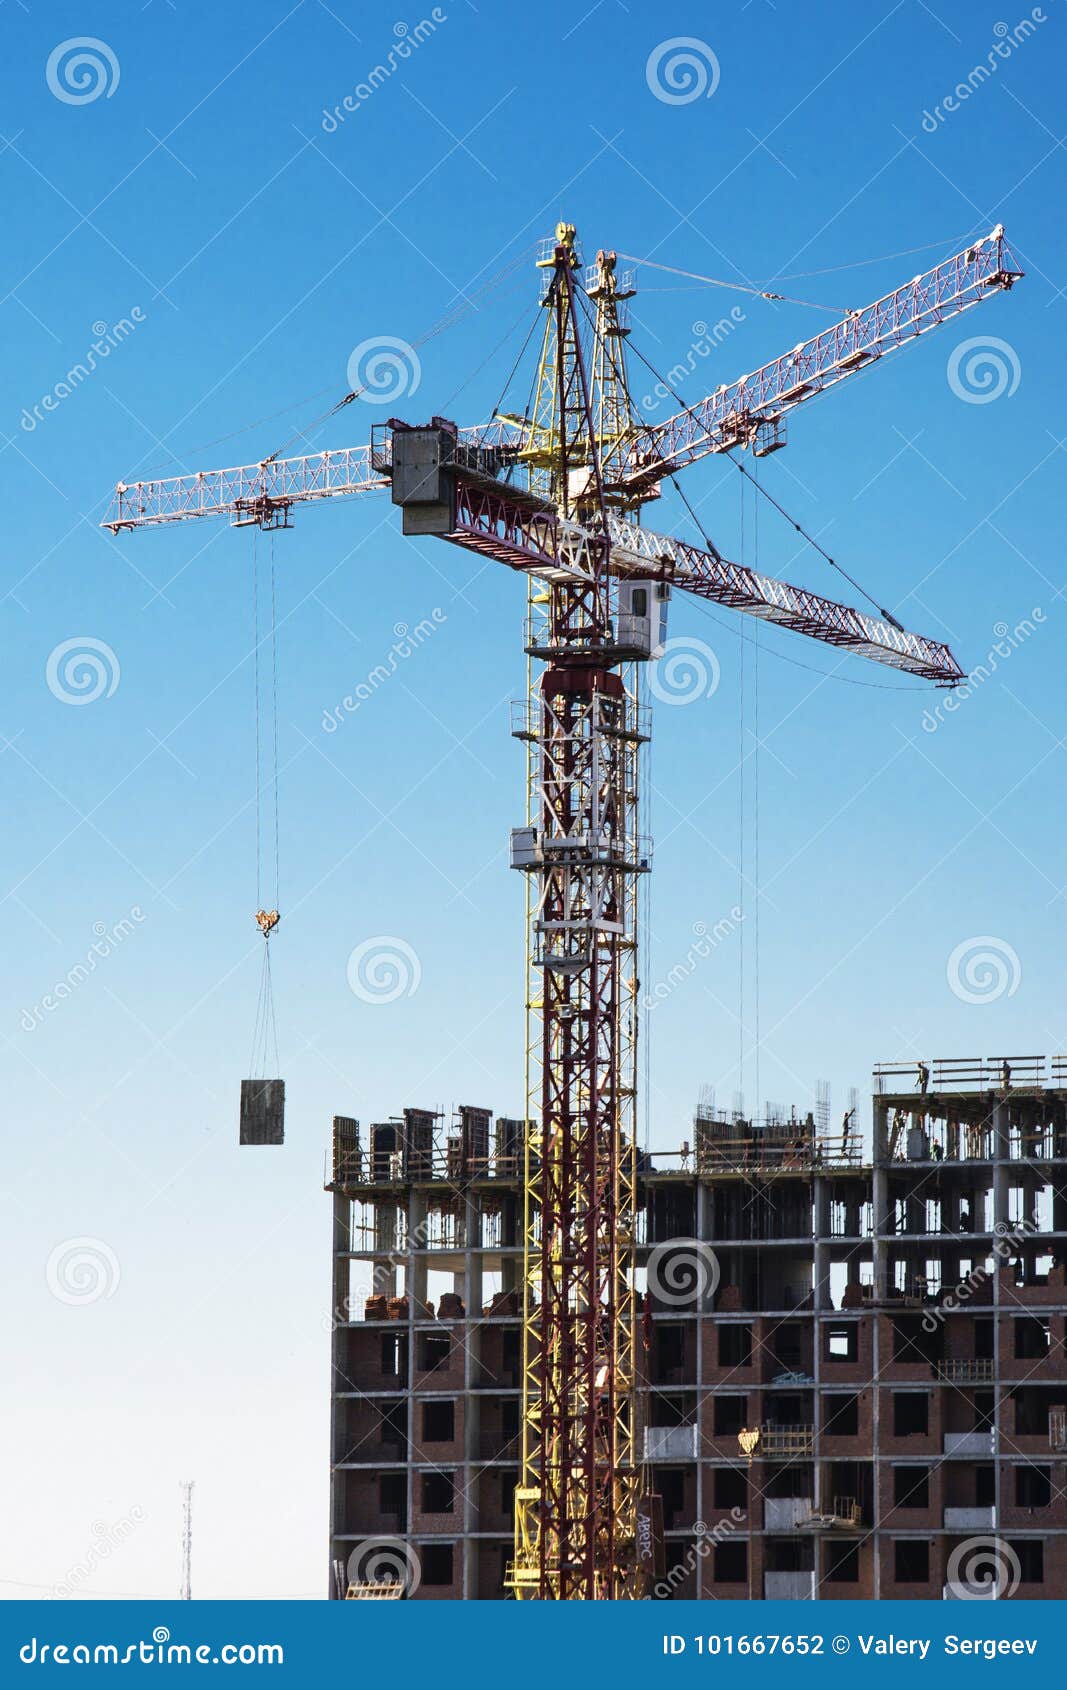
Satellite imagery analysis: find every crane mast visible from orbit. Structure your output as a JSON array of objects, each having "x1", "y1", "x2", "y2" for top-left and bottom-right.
[{"x1": 509, "y1": 227, "x2": 648, "y2": 1599}]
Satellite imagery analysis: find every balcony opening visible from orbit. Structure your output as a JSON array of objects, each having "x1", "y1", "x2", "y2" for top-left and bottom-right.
[
  {"x1": 1010, "y1": 1539, "x2": 1044, "y2": 1583},
  {"x1": 418, "y1": 1334, "x2": 451, "y2": 1373},
  {"x1": 1011, "y1": 1388, "x2": 1052, "y2": 1436},
  {"x1": 719, "y1": 1324, "x2": 752, "y2": 1367},
  {"x1": 975, "y1": 1465, "x2": 995, "y2": 1507},
  {"x1": 714, "y1": 1466, "x2": 747, "y2": 1510},
  {"x1": 714, "y1": 1540, "x2": 747, "y2": 1583},
  {"x1": 376, "y1": 1400, "x2": 407, "y2": 1450},
  {"x1": 648, "y1": 1187, "x2": 696, "y2": 1243},
  {"x1": 892, "y1": 1315, "x2": 939, "y2": 1365},
  {"x1": 894, "y1": 1539, "x2": 929, "y2": 1583},
  {"x1": 421, "y1": 1399, "x2": 455, "y2": 1443},
  {"x1": 765, "y1": 1538, "x2": 813, "y2": 1572},
  {"x1": 893, "y1": 1392, "x2": 929, "y2": 1436},
  {"x1": 825, "y1": 1540, "x2": 859, "y2": 1583},
  {"x1": 421, "y1": 1543, "x2": 455, "y2": 1586},
  {"x1": 714, "y1": 1395, "x2": 748, "y2": 1436},
  {"x1": 763, "y1": 1463, "x2": 813, "y2": 1500},
  {"x1": 659, "y1": 1467, "x2": 687, "y2": 1528},
  {"x1": 1014, "y1": 1315, "x2": 1051, "y2": 1360},
  {"x1": 1016, "y1": 1465, "x2": 1050, "y2": 1507},
  {"x1": 378, "y1": 1472, "x2": 405, "y2": 1516},
  {"x1": 502, "y1": 1327, "x2": 520, "y2": 1380},
  {"x1": 972, "y1": 1389, "x2": 994, "y2": 1431},
  {"x1": 420, "y1": 1471, "x2": 455, "y2": 1514},
  {"x1": 654, "y1": 1323, "x2": 686, "y2": 1383},
  {"x1": 769, "y1": 1321, "x2": 804, "y2": 1372},
  {"x1": 893, "y1": 1465, "x2": 929, "y2": 1509},
  {"x1": 380, "y1": 1333, "x2": 403, "y2": 1376},
  {"x1": 974, "y1": 1317, "x2": 994, "y2": 1359},
  {"x1": 824, "y1": 1394, "x2": 859, "y2": 1436},
  {"x1": 650, "y1": 1392, "x2": 689, "y2": 1427}
]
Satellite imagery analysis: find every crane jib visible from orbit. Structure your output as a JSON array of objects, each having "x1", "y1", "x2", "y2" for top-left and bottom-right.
[{"x1": 101, "y1": 228, "x2": 1021, "y2": 535}]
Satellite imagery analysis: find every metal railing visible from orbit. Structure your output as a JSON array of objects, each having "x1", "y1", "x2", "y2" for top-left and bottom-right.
[
  {"x1": 328, "y1": 1145, "x2": 525, "y2": 1187},
  {"x1": 936, "y1": 1358, "x2": 994, "y2": 1383},
  {"x1": 755, "y1": 1425, "x2": 815, "y2": 1458},
  {"x1": 875, "y1": 1055, "x2": 1053, "y2": 1093}
]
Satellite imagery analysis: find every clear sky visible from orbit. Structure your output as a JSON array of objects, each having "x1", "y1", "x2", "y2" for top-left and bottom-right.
[{"x1": 2, "y1": 0, "x2": 1064, "y2": 1600}]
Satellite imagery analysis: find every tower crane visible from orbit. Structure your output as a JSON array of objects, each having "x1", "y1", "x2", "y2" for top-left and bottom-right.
[{"x1": 103, "y1": 221, "x2": 1021, "y2": 1601}]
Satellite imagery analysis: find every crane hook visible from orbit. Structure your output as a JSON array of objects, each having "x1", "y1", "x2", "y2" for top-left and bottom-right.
[{"x1": 255, "y1": 909, "x2": 280, "y2": 938}]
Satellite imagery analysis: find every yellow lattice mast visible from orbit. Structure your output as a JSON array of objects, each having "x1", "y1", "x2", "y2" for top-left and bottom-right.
[
  {"x1": 586, "y1": 249, "x2": 648, "y2": 506},
  {"x1": 509, "y1": 222, "x2": 650, "y2": 1600}
]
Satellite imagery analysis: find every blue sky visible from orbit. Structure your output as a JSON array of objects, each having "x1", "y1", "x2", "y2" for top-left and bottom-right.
[{"x1": 2, "y1": 0, "x2": 1064, "y2": 1599}]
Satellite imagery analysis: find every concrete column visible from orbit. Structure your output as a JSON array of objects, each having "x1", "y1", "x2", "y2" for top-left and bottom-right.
[
  {"x1": 408, "y1": 1190, "x2": 428, "y2": 1312},
  {"x1": 873, "y1": 1165, "x2": 890, "y2": 1301},
  {"x1": 813, "y1": 1175, "x2": 831, "y2": 1312}
]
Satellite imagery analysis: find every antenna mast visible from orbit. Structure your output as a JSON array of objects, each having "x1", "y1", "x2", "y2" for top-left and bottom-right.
[{"x1": 180, "y1": 1480, "x2": 194, "y2": 1600}]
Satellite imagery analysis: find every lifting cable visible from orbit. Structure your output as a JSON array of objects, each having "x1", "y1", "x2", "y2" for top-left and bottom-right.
[{"x1": 249, "y1": 528, "x2": 281, "y2": 1080}]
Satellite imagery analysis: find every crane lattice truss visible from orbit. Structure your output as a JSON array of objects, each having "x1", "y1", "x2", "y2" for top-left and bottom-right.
[{"x1": 103, "y1": 221, "x2": 1021, "y2": 1601}]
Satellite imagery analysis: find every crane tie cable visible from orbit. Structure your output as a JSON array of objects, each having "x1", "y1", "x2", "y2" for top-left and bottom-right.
[
  {"x1": 621, "y1": 329, "x2": 905, "y2": 628},
  {"x1": 618, "y1": 253, "x2": 847, "y2": 314}
]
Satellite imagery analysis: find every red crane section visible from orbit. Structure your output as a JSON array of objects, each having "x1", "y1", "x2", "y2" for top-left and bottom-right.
[{"x1": 389, "y1": 454, "x2": 964, "y2": 684}]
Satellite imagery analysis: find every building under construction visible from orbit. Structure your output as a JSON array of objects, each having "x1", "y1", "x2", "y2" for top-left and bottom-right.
[{"x1": 328, "y1": 1056, "x2": 1067, "y2": 1600}]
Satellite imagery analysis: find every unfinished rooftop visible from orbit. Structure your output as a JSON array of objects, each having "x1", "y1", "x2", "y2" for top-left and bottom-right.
[{"x1": 326, "y1": 1056, "x2": 1067, "y2": 1600}]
